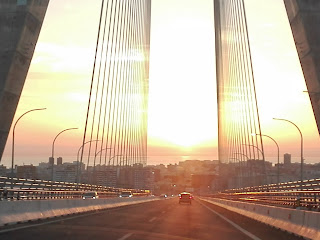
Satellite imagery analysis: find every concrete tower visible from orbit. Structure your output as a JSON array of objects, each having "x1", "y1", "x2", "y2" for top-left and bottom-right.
[
  {"x1": 284, "y1": 0, "x2": 320, "y2": 134},
  {"x1": 0, "y1": 0, "x2": 49, "y2": 160}
]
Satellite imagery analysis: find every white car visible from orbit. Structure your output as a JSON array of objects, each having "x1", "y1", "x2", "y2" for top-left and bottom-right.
[
  {"x1": 119, "y1": 191, "x2": 133, "y2": 198},
  {"x1": 82, "y1": 191, "x2": 99, "y2": 200}
]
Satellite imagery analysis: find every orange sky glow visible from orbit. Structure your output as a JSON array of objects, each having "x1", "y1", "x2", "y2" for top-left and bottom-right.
[{"x1": 1, "y1": 0, "x2": 320, "y2": 167}]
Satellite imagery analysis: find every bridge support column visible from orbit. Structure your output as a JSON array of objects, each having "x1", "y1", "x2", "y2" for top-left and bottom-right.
[
  {"x1": 0, "y1": 0, "x2": 49, "y2": 160},
  {"x1": 284, "y1": 0, "x2": 320, "y2": 134}
]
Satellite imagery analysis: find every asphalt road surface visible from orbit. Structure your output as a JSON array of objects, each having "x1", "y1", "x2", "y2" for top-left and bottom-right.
[{"x1": 0, "y1": 197, "x2": 305, "y2": 240}]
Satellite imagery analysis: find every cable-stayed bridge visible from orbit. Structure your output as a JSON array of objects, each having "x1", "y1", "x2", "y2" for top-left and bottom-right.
[{"x1": 0, "y1": 0, "x2": 320, "y2": 239}]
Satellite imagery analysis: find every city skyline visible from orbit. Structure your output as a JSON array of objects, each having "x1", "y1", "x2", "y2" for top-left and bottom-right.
[{"x1": 1, "y1": 0, "x2": 320, "y2": 168}]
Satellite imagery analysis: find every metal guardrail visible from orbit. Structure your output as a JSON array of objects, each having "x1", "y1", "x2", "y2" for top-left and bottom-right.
[
  {"x1": 209, "y1": 179, "x2": 320, "y2": 211},
  {"x1": 210, "y1": 191, "x2": 320, "y2": 210},
  {"x1": 0, "y1": 176, "x2": 117, "y2": 191},
  {"x1": 224, "y1": 178, "x2": 320, "y2": 193},
  {"x1": 0, "y1": 176, "x2": 149, "y2": 201},
  {"x1": 0, "y1": 189, "x2": 124, "y2": 201}
]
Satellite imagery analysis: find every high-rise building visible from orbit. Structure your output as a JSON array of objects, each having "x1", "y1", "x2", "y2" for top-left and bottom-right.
[
  {"x1": 57, "y1": 157, "x2": 62, "y2": 165},
  {"x1": 133, "y1": 165, "x2": 155, "y2": 191},
  {"x1": 95, "y1": 168, "x2": 117, "y2": 187},
  {"x1": 284, "y1": 153, "x2": 291, "y2": 166},
  {"x1": 48, "y1": 157, "x2": 54, "y2": 165},
  {"x1": 54, "y1": 162, "x2": 78, "y2": 183},
  {"x1": 0, "y1": 164, "x2": 7, "y2": 177}
]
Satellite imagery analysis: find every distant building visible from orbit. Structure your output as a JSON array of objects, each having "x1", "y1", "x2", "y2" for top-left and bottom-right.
[
  {"x1": 0, "y1": 164, "x2": 6, "y2": 177},
  {"x1": 152, "y1": 168, "x2": 161, "y2": 182},
  {"x1": 167, "y1": 164, "x2": 178, "y2": 172},
  {"x1": 17, "y1": 165, "x2": 37, "y2": 179},
  {"x1": 49, "y1": 157, "x2": 54, "y2": 165},
  {"x1": 54, "y1": 164, "x2": 77, "y2": 183},
  {"x1": 284, "y1": 153, "x2": 291, "y2": 166},
  {"x1": 95, "y1": 168, "x2": 117, "y2": 187},
  {"x1": 36, "y1": 162, "x2": 51, "y2": 180},
  {"x1": 57, "y1": 157, "x2": 62, "y2": 165},
  {"x1": 133, "y1": 166, "x2": 154, "y2": 190}
]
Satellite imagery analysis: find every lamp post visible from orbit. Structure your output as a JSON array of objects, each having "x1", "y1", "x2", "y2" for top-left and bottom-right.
[
  {"x1": 273, "y1": 118, "x2": 303, "y2": 188},
  {"x1": 81, "y1": 148, "x2": 112, "y2": 185},
  {"x1": 94, "y1": 148, "x2": 112, "y2": 167},
  {"x1": 76, "y1": 139, "x2": 99, "y2": 184},
  {"x1": 242, "y1": 144, "x2": 267, "y2": 186},
  {"x1": 252, "y1": 133, "x2": 280, "y2": 187},
  {"x1": 234, "y1": 152, "x2": 249, "y2": 160},
  {"x1": 89, "y1": 147, "x2": 112, "y2": 185},
  {"x1": 108, "y1": 155, "x2": 123, "y2": 166},
  {"x1": 51, "y1": 127, "x2": 78, "y2": 181},
  {"x1": 242, "y1": 144, "x2": 264, "y2": 159},
  {"x1": 11, "y1": 108, "x2": 46, "y2": 188}
]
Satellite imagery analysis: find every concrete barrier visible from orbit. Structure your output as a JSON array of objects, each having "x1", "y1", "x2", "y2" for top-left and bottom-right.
[
  {"x1": 0, "y1": 196, "x2": 159, "y2": 226},
  {"x1": 200, "y1": 197, "x2": 320, "y2": 239}
]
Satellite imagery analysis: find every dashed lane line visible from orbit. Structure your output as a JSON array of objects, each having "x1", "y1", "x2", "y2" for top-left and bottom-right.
[
  {"x1": 149, "y1": 217, "x2": 157, "y2": 222},
  {"x1": 117, "y1": 232, "x2": 133, "y2": 240}
]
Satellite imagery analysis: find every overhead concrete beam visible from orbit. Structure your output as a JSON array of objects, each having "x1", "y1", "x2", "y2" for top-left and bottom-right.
[
  {"x1": 0, "y1": 0, "x2": 49, "y2": 161},
  {"x1": 284, "y1": 0, "x2": 320, "y2": 134}
]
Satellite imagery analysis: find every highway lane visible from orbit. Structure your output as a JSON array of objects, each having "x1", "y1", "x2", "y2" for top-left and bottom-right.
[{"x1": 0, "y1": 197, "x2": 305, "y2": 240}]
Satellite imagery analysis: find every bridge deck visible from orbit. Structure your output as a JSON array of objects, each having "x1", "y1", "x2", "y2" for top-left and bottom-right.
[{"x1": 0, "y1": 198, "x2": 303, "y2": 240}]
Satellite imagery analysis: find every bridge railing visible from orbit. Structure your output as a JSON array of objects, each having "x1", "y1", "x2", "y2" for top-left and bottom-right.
[
  {"x1": 224, "y1": 178, "x2": 320, "y2": 193},
  {"x1": 0, "y1": 176, "x2": 117, "y2": 191},
  {"x1": 0, "y1": 189, "x2": 121, "y2": 201},
  {"x1": 208, "y1": 178, "x2": 320, "y2": 210},
  {"x1": 0, "y1": 176, "x2": 150, "y2": 201},
  {"x1": 209, "y1": 190, "x2": 320, "y2": 210}
]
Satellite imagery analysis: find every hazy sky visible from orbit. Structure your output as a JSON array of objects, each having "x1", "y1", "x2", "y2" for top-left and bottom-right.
[{"x1": 1, "y1": 0, "x2": 320, "y2": 167}]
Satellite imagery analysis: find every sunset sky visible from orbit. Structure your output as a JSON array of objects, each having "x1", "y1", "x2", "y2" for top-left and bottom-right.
[{"x1": 1, "y1": 0, "x2": 320, "y2": 167}]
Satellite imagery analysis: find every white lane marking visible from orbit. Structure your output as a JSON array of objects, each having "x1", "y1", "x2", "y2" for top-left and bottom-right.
[
  {"x1": 117, "y1": 232, "x2": 133, "y2": 240},
  {"x1": 149, "y1": 217, "x2": 157, "y2": 222},
  {"x1": 198, "y1": 200, "x2": 261, "y2": 240}
]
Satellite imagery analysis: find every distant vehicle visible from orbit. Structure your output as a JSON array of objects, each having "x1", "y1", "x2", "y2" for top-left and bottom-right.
[
  {"x1": 119, "y1": 191, "x2": 133, "y2": 198},
  {"x1": 179, "y1": 192, "x2": 192, "y2": 204},
  {"x1": 160, "y1": 194, "x2": 168, "y2": 198},
  {"x1": 82, "y1": 191, "x2": 99, "y2": 200}
]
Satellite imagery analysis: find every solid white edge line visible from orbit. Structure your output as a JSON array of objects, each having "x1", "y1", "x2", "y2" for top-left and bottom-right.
[
  {"x1": 198, "y1": 200, "x2": 261, "y2": 240},
  {"x1": 117, "y1": 232, "x2": 133, "y2": 240},
  {"x1": 148, "y1": 217, "x2": 157, "y2": 222}
]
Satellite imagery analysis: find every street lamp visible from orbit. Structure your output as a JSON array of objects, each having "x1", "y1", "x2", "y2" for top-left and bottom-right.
[
  {"x1": 94, "y1": 148, "x2": 112, "y2": 167},
  {"x1": 108, "y1": 155, "x2": 123, "y2": 166},
  {"x1": 242, "y1": 144, "x2": 264, "y2": 159},
  {"x1": 233, "y1": 152, "x2": 249, "y2": 160},
  {"x1": 252, "y1": 133, "x2": 280, "y2": 186},
  {"x1": 51, "y1": 127, "x2": 78, "y2": 181},
  {"x1": 89, "y1": 147, "x2": 112, "y2": 185},
  {"x1": 76, "y1": 139, "x2": 99, "y2": 184},
  {"x1": 241, "y1": 144, "x2": 267, "y2": 186},
  {"x1": 11, "y1": 108, "x2": 46, "y2": 188},
  {"x1": 273, "y1": 118, "x2": 303, "y2": 187}
]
